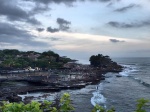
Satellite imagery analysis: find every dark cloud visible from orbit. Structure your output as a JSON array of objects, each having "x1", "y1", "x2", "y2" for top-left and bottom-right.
[
  {"x1": 107, "y1": 20, "x2": 150, "y2": 28},
  {"x1": 0, "y1": 22, "x2": 30, "y2": 38},
  {"x1": 0, "y1": 0, "x2": 41, "y2": 25},
  {"x1": 50, "y1": 37, "x2": 61, "y2": 41},
  {"x1": 57, "y1": 18, "x2": 71, "y2": 25},
  {"x1": 47, "y1": 27, "x2": 60, "y2": 33},
  {"x1": 109, "y1": 39, "x2": 125, "y2": 43},
  {"x1": 114, "y1": 4, "x2": 139, "y2": 12},
  {"x1": 98, "y1": 0, "x2": 111, "y2": 2},
  {"x1": 30, "y1": 4, "x2": 51, "y2": 15},
  {"x1": 36, "y1": 28, "x2": 45, "y2": 32},
  {"x1": 107, "y1": 0, "x2": 121, "y2": 7},
  {"x1": 0, "y1": 0, "x2": 27, "y2": 20},
  {"x1": 46, "y1": 18, "x2": 71, "y2": 33},
  {"x1": 24, "y1": 0, "x2": 77, "y2": 6},
  {"x1": 0, "y1": 22, "x2": 47, "y2": 47},
  {"x1": 108, "y1": 21, "x2": 133, "y2": 28},
  {"x1": 24, "y1": 0, "x2": 112, "y2": 6},
  {"x1": 57, "y1": 18, "x2": 71, "y2": 31},
  {"x1": 26, "y1": 18, "x2": 41, "y2": 25}
]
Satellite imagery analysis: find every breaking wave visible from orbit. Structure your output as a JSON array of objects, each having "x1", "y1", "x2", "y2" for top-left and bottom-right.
[
  {"x1": 119, "y1": 64, "x2": 138, "y2": 76},
  {"x1": 91, "y1": 83, "x2": 106, "y2": 108}
]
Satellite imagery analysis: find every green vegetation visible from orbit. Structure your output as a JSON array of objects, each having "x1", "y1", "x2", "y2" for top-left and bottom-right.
[
  {"x1": 135, "y1": 98, "x2": 149, "y2": 112},
  {"x1": 0, "y1": 93, "x2": 149, "y2": 112},
  {"x1": 0, "y1": 93, "x2": 73, "y2": 112},
  {"x1": 89, "y1": 54, "x2": 112, "y2": 67},
  {"x1": 89, "y1": 54, "x2": 122, "y2": 72},
  {"x1": 0, "y1": 49, "x2": 121, "y2": 70},
  {"x1": 0, "y1": 49, "x2": 72, "y2": 70}
]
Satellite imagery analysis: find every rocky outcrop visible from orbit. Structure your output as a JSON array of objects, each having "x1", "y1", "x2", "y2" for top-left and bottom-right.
[
  {"x1": 0, "y1": 63, "x2": 123, "y2": 103},
  {"x1": 6, "y1": 93, "x2": 22, "y2": 102}
]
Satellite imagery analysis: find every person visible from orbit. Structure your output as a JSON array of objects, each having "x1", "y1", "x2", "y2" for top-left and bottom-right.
[{"x1": 96, "y1": 86, "x2": 98, "y2": 90}]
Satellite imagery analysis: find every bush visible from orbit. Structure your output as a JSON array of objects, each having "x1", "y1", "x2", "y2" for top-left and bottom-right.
[
  {"x1": 0, "y1": 93, "x2": 149, "y2": 112},
  {"x1": 0, "y1": 93, "x2": 73, "y2": 112}
]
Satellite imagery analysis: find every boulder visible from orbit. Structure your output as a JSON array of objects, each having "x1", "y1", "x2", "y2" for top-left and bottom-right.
[{"x1": 24, "y1": 96, "x2": 34, "y2": 104}]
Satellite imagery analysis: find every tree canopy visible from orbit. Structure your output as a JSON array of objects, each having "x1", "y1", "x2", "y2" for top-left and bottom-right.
[
  {"x1": 0, "y1": 49, "x2": 72, "y2": 70},
  {"x1": 89, "y1": 54, "x2": 112, "y2": 67}
]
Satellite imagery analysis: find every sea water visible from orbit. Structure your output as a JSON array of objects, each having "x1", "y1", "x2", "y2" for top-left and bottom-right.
[{"x1": 91, "y1": 58, "x2": 150, "y2": 112}]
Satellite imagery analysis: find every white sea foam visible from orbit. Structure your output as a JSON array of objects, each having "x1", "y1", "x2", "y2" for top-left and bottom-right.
[
  {"x1": 134, "y1": 77, "x2": 139, "y2": 80},
  {"x1": 119, "y1": 64, "x2": 138, "y2": 76},
  {"x1": 18, "y1": 92, "x2": 57, "y2": 101},
  {"x1": 91, "y1": 92, "x2": 106, "y2": 106},
  {"x1": 18, "y1": 92, "x2": 42, "y2": 101},
  {"x1": 91, "y1": 83, "x2": 106, "y2": 107}
]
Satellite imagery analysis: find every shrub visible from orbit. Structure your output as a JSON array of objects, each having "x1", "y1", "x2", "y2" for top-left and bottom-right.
[{"x1": 0, "y1": 93, "x2": 149, "y2": 112}]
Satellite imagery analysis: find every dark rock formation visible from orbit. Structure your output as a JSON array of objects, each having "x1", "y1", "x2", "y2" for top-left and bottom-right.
[
  {"x1": 6, "y1": 93, "x2": 22, "y2": 102},
  {"x1": 116, "y1": 74, "x2": 122, "y2": 77}
]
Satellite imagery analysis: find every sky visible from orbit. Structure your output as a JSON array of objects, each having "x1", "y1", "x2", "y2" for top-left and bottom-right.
[{"x1": 0, "y1": 0, "x2": 150, "y2": 63}]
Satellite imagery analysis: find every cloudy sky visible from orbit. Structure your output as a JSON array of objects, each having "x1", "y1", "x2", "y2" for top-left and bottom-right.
[{"x1": 0, "y1": 0, "x2": 150, "y2": 63}]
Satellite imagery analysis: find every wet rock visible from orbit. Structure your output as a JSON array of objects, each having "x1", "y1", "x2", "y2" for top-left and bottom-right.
[
  {"x1": 6, "y1": 94, "x2": 22, "y2": 102},
  {"x1": 116, "y1": 75, "x2": 122, "y2": 77},
  {"x1": 104, "y1": 81, "x2": 110, "y2": 83},
  {"x1": 0, "y1": 91, "x2": 2, "y2": 97},
  {"x1": 24, "y1": 96, "x2": 34, "y2": 104},
  {"x1": 101, "y1": 77, "x2": 105, "y2": 80}
]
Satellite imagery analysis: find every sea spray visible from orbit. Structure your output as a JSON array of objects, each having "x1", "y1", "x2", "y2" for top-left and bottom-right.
[
  {"x1": 91, "y1": 83, "x2": 106, "y2": 108},
  {"x1": 18, "y1": 92, "x2": 57, "y2": 102},
  {"x1": 119, "y1": 64, "x2": 138, "y2": 76}
]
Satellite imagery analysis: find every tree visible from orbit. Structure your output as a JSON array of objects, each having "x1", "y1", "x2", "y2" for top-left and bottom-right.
[
  {"x1": 2, "y1": 49, "x2": 20, "y2": 56},
  {"x1": 89, "y1": 54, "x2": 112, "y2": 67}
]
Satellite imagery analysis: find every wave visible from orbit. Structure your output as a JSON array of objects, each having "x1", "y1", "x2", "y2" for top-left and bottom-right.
[
  {"x1": 91, "y1": 83, "x2": 106, "y2": 108},
  {"x1": 118, "y1": 62, "x2": 138, "y2": 66},
  {"x1": 139, "y1": 63, "x2": 150, "y2": 66},
  {"x1": 18, "y1": 92, "x2": 57, "y2": 102},
  {"x1": 134, "y1": 78, "x2": 150, "y2": 87},
  {"x1": 119, "y1": 64, "x2": 138, "y2": 76}
]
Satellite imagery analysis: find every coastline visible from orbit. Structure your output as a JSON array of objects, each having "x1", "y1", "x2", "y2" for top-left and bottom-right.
[{"x1": 0, "y1": 63, "x2": 123, "y2": 105}]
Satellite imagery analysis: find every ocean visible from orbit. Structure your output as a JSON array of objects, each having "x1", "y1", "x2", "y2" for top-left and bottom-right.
[
  {"x1": 92, "y1": 57, "x2": 150, "y2": 112},
  {"x1": 19, "y1": 58, "x2": 150, "y2": 112}
]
